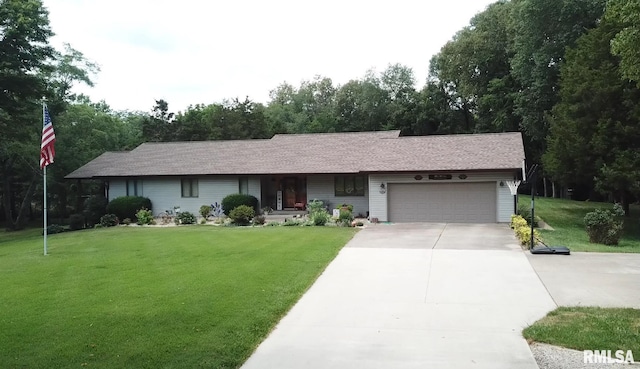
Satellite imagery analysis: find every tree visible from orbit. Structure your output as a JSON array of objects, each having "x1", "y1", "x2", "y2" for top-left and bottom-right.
[
  {"x1": 544, "y1": 17, "x2": 640, "y2": 213},
  {"x1": 0, "y1": 0, "x2": 55, "y2": 229},
  {"x1": 334, "y1": 78, "x2": 388, "y2": 132},
  {"x1": 428, "y1": 1, "x2": 519, "y2": 135},
  {"x1": 510, "y1": 0, "x2": 606, "y2": 163},
  {"x1": 141, "y1": 99, "x2": 174, "y2": 142},
  {"x1": 378, "y1": 64, "x2": 420, "y2": 134},
  {"x1": 605, "y1": 0, "x2": 640, "y2": 85}
]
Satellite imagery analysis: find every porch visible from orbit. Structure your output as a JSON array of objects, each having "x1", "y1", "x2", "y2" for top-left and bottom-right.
[{"x1": 260, "y1": 175, "x2": 308, "y2": 211}]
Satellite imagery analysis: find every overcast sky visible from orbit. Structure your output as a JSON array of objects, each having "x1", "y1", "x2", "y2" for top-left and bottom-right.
[{"x1": 45, "y1": 0, "x2": 496, "y2": 113}]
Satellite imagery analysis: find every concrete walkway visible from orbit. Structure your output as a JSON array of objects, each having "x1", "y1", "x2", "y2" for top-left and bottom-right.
[{"x1": 242, "y1": 223, "x2": 557, "y2": 369}]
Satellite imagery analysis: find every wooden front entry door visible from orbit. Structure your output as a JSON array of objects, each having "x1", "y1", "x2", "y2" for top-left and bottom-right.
[{"x1": 283, "y1": 177, "x2": 297, "y2": 208}]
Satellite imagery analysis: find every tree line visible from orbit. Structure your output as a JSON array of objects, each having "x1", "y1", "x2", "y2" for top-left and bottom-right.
[{"x1": 2, "y1": 0, "x2": 639, "y2": 229}]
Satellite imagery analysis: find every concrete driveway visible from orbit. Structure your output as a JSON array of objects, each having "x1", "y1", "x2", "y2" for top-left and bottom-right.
[
  {"x1": 242, "y1": 223, "x2": 556, "y2": 369},
  {"x1": 527, "y1": 252, "x2": 640, "y2": 308}
]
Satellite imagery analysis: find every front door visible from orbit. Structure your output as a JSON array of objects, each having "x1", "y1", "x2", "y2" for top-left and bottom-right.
[{"x1": 283, "y1": 177, "x2": 297, "y2": 208}]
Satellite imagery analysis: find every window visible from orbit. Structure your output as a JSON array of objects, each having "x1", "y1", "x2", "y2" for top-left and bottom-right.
[
  {"x1": 126, "y1": 180, "x2": 140, "y2": 196},
  {"x1": 181, "y1": 179, "x2": 199, "y2": 198},
  {"x1": 334, "y1": 176, "x2": 365, "y2": 196},
  {"x1": 239, "y1": 177, "x2": 249, "y2": 194}
]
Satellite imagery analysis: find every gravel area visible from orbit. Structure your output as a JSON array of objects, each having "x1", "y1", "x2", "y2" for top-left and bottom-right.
[{"x1": 531, "y1": 343, "x2": 637, "y2": 369}]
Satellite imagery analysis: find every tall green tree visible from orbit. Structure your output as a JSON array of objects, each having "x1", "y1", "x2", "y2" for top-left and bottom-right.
[
  {"x1": 334, "y1": 79, "x2": 388, "y2": 132},
  {"x1": 0, "y1": 0, "x2": 55, "y2": 229},
  {"x1": 544, "y1": 17, "x2": 640, "y2": 213},
  {"x1": 429, "y1": 1, "x2": 520, "y2": 135},
  {"x1": 510, "y1": 0, "x2": 606, "y2": 163}
]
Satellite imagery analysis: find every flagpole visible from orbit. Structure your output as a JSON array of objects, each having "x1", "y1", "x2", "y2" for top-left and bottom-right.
[{"x1": 42, "y1": 99, "x2": 48, "y2": 256}]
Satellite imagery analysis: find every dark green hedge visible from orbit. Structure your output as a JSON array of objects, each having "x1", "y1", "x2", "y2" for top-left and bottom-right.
[
  {"x1": 221, "y1": 194, "x2": 258, "y2": 215},
  {"x1": 106, "y1": 196, "x2": 152, "y2": 221}
]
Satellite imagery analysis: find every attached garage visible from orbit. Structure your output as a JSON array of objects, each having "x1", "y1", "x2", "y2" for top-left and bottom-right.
[{"x1": 387, "y1": 182, "x2": 497, "y2": 223}]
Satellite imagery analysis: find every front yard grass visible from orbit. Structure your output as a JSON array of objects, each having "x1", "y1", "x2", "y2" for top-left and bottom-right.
[
  {"x1": 0, "y1": 226, "x2": 356, "y2": 368},
  {"x1": 527, "y1": 196, "x2": 640, "y2": 252},
  {"x1": 523, "y1": 307, "x2": 640, "y2": 353}
]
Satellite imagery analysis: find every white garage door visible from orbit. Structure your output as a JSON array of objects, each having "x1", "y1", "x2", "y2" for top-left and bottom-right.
[{"x1": 388, "y1": 182, "x2": 497, "y2": 223}]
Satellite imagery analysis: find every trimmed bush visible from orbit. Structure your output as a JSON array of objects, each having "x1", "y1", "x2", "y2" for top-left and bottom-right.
[
  {"x1": 68, "y1": 213, "x2": 85, "y2": 231},
  {"x1": 229, "y1": 205, "x2": 255, "y2": 225},
  {"x1": 584, "y1": 203, "x2": 624, "y2": 245},
  {"x1": 136, "y1": 208, "x2": 154, "y2": 225},
  {"x1": 122, "y1": 218, "x2": 132, "y2": 225},
  {"x1": 221, "y1": 194, "x2": 258, "y2": 215},
  {"x1": 83, "y1": 195, "x2": 108, "y2": 226},
  {"x1": 100, "y1": 214, "x2": 119, "y2": 227},
  {"x1": 106, "y1": 196, "x2": 152, "y2": 221},
  {"x1": 511, "y1": 214, "x2": 541, "y2": 249},
  {"x1": 176, "y1": 211, "x2": 197, "y2": 225},
  {"x1": 199, "y1": 205, "x2": 213, "y2": 218}
]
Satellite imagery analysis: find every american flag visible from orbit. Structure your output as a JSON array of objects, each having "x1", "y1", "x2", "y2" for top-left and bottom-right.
[{"x1": 40, "y1": 106, "x2": 56, "y2": 169}]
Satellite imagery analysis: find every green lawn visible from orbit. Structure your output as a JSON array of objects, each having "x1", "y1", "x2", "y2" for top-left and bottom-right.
[
  {"x1": 0, "y1": 226, "x2": 356, "y2": 368},
  {"x1": 527, "y1": 196, "x2": 640, "y2": 252},
  {"x1": 523, "y1": 307, "x2": 640, "y2": 352}
]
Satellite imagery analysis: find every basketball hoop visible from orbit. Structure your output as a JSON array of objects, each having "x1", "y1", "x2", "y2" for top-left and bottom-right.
[{"x1": 505, "y1": 180, "x2": 521, "y2": 196}]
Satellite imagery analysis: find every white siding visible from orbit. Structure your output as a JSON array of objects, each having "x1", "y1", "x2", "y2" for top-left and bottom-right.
[
  {"x1": 108, "y1": 180, "x2": 126, "y2": 201},
  {"x1": 307, "y1": 175, "x2": 369, "y2": 216},
  {"x1": 369, "y1": 172, "x2": 514, "y2": 223},
  {"x1": 497, "y1": 182, "x2": 515, "y2": 222}
]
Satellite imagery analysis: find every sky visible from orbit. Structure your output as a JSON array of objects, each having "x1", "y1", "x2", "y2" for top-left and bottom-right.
[{"x1": 45, "y1": 0, "x2": 497, "y2": 113}]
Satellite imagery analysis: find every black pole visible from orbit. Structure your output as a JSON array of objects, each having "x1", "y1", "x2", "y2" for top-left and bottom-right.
[{"x1": 530, "y1": 170, "x2": 536, "y2": 249}]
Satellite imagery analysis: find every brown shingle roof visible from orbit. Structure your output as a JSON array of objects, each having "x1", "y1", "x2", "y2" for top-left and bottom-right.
[{"x1": 65, "y1": 131, "x2": 524, "y2": 179}]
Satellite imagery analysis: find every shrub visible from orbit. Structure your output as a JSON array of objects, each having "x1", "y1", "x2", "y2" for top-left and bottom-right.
[
  {"x1": 106, "y1": 196, "x2": 152, "y2": 221},
  {"x1": 122, "y1": 218, "x2": 132, "y2": 225},
  {"x1": 100, "y1": 214, "x2": 119, "y2": 227},
  {"x1": 136, "y1": 208, "x2": 154, "y2": 225},
  {"x1": 511, "y1": 214, "x2": 541, "y2": 249},
  {"x1": 261, "y1": 206, "x2": 273, "y2": 215},
  {"x1": 253, "y1": 215, "x2": 266, "y2": 225},
  {"x1": 68, "y1": 213, "x2": 85, "y2": 231},
  {"x1": 517, "y1": 204, "x2": 538, "y2": 227},
  {"x1": 229, "y1": 205, "x2": 255, "y2": 225},
  {"x1": 282, "y1": 218, "x2": 306, "y2": 226},
  {"x1": 510, "y1": 214, "x2": 527, "y2": 229},
  {"x1": 176, "y1": 211, "x2": 197, "y2": 225},
  {"x1": 83, "y1": 195, "x2": 108, "y2": 226},
  {"x1": 337, "y1": 209, "x2": 354, "y2": 227},
  {"x1": 45, "y1": 224, "x2": 65, "y2": 235},
  {"x1": 310, "y1": 209, "x2": 331, "y2": 226},
  {"x1": 221, "y1": 194, "x2": 258, "y2": 215},
  {"x1": 307, "y1": 199, "x2": 325, "y2": 213},
  {"x1": 200, "y1": 219, "x2": 207, "y2": 225},
  {"x1": 584, "y1": 203, "x2": 624, "y2": 245},
  {"x1": 199, "y1": 205, "x2": 212, "y2": 218},
  {"x1": 336, "y1": 203, "x2": 354, "y2": 213},
  {"x1": 211, "y1": 202, "x2": 224, "y2": 217}
]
